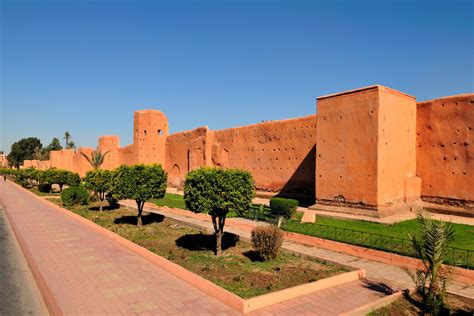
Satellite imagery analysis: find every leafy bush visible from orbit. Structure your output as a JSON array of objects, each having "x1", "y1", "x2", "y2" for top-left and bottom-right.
[
  {"x1": 184, "y1": 167, "x2": 255, "y2": 255},
  {"x1": 270, "y1": 197, "x2": 299, "y2": 219},
  {"x1": 61, "y1": 186, "x2": 89, "y2": 206},
  {"x1": 38, "y1": 183, "x2": 52, "y2": 193},
  {"x1": 251, "y1": 226, "x2": 284, "y2": 261}
]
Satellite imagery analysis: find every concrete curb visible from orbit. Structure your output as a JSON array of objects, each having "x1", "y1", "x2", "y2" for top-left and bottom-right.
[
  {"x1": 339, "y1": 291, "x2": 404, "y2": 316},
  {"x1": 11, "y1": 181, "x2": 367, "y2": 314}
]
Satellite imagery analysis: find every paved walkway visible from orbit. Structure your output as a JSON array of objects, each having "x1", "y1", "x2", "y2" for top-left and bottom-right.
[
  {"x1": 0, "y1": 181, "x2": 391, "y2": 315},
  {"x1": 121, "y1": 200, "x2": 474, "y2": 299},
  {"x1": 0, "y1": 208, "x2": 48, "y2": 315}
]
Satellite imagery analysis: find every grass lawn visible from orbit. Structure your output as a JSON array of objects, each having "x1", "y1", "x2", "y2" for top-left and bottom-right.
[
  {"x1": 369, "y1": 293, "x2": 473, "y2": 315},
  {"x1": 286, "y1": 213, "x2": 474, "y2": 250},
  {"x1": 149, "y1": 193, "x2": 188, "y2": 210},
  {"x1": 47, "y1": 199, "x2": 348, "y2": 298}
]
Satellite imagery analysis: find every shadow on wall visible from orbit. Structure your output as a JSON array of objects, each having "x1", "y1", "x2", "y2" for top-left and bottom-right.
[{"x1": 275, "y1": 145, "x2": 316, "y2": 206}]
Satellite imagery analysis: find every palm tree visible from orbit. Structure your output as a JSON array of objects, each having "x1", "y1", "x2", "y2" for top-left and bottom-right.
[
  {"x1": 68, "y1": 140, "x2": 76, "y2": 149},
  {"x1": 80, "y1": 150, "x2": 110, "y2": 169},
  {"x1": 409, "y1": 212, "x2": 455, "y2": 315},
  {"x1": 64, "y1": 131, "x2": 75, "y2": 149},
  {"x1": 64, "y1": 131, "x2": 71, "y2": 147}
]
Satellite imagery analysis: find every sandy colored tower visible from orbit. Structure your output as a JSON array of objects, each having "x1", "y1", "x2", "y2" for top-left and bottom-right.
[{"x1": 133, "y1": 110, "x2": 169, "y2": 166}]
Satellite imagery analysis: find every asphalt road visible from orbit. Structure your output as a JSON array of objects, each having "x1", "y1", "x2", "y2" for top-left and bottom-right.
[{"x1": 0, "y1": 207, "x2": 48, "y2": 315}]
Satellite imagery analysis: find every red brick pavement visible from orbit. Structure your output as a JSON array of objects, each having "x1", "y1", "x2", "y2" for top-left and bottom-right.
[{"x1": 0, "y1": 181, "x2": 387, "y2": 315}]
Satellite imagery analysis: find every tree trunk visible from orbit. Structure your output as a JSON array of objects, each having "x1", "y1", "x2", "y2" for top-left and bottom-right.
[
  {"x1": 215, "y1": 229, "x2": 222, "y2": 256},
  {"x1": 212, "y1": 214, "x2": 226, "y2": 256},
  {"x1": 99, "y1": 192, "x2": 104, "y2": 212},
  {"x1": 137, "y1": 201, "x2": 143, "y2": 227},
  {"x1": 59, "y1": 184, "x2": 63, "y2": 192}
]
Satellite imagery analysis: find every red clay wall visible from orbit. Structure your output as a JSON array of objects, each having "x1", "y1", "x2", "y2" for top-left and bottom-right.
[
  {"x1": 98, "y1": 136, "x2": 120, "y2": 170},
  {"x1": 165, "y1": 127, "x2": 209, "y2": 189},
  {"x1": 210, "y1": 115, "x2": 317, "y2": 197},
  {"x1": 416, "y1": 94, "x2": 474, "y2": 207},
  {"x1": 164, "y1": 115, "x2": 317, "y2": 198},
  {"x1": 118, "y1": 144, "x2": 135, "y2": 166}
]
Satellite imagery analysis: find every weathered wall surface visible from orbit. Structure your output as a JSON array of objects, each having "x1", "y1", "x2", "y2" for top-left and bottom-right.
[
  {"x1": 210, "y1": 115, "x2": 317, "y2": 197},
  {"x1": 416, "y1": 94, "x2": 474, "y2": 207},
  {"x1": 163, "y1": 116, "x2": 317, "y2": 198},
  {"x1": 316, "y1": 87, "x2": 380, "y2": 208},
  {"x1": 165, "y1": 127, "x2": 209, "y2": 189},
  {"x1": 118, "y1": 144, "x2": 135, "y2": 166},
  {"x1": 377, "y1": 87, "x2": 420, "y2": 206},
  {"x1": 98, "y1": 136, "x2": 120, "y2": 170}
]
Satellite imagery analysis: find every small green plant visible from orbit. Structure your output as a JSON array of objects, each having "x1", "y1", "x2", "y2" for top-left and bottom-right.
[
  {"x1": 251, "y1": 226, "x2": 284, "y2": 261},
  {"x1": 409, "y1": 212, "x2": 455, "y2": 315},
  {"x1": 270, "y1": 197, "x2": 298, "y2": 219},
  {"x1": 61, "y1": 186, "x2": 89, "y2": 206}
]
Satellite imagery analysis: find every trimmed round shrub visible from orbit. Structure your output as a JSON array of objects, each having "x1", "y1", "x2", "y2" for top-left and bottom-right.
[
  {"x1": 251, "y1": 226, "x2": 284, "y2": 261},
  {"x1": 269, "y1": 197, "x2": 299, "y2": 219},
  {"x1": 38, "y1": 183, "x2": 52, "y2": 193},
  {"x1": 61, "y1": 186, "x2": 89, "y2": 206}
]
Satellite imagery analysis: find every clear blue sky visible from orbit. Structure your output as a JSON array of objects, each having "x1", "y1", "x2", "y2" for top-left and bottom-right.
[{"x1": 1, "y1": 0, "x2": 473, "y2": 153}]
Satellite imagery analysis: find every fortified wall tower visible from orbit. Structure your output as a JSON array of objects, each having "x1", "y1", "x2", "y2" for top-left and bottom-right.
[
  {"x1": 313, "y1": 85, "x2": 421, "y2": 217},
  {"x1": 133, "y1": 110, "x2": 169, "y2": 165}
]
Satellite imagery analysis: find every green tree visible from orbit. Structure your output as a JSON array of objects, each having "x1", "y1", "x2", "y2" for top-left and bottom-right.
[
  {"x1": 43, "y1": 138, "x2": 63, "y2": 159},
  {"x1": 83, "y1": 169, "x2": 113, "y2": 212},
  {"x1": 409, "y1": 212, "x2": 455, "y2": 315},
  {"x1": 184, "y1": 167, "x2": 255, "y2": 255},
  {"x1": 47, "y1": 169, "x2": 80, "y2": 192},
  {"x1": 7, "y1": 137, "x2": 42, "y2": 168},
  {"x1": 111, "y1": 164, "x2": 167, "y2": 226},
  {"x1": 80, "y1": 150, "x2": 109, "y2": 169},
  {"x1": 37, "y1": 168, "x2": 56, "y2": 184}
]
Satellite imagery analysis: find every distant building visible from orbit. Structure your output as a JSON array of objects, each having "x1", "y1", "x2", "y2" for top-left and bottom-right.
[{"x1": 0, "y1": 152, "x2": 8, "y2": 167}]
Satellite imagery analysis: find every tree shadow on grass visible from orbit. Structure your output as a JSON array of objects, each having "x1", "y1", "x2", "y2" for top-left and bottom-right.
[
  {"x1": 89, "y1": 204, "x2": 120, "y2": 212},
  {"x1": 175, "y1": 232, "x2": 239, "y2": 254},
  {"x1": 114, "y1": 213, "x2": 164, "y2": 225},
  {"x1": 242, "y1": 250, "x2": 263, "y2": 262}
]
